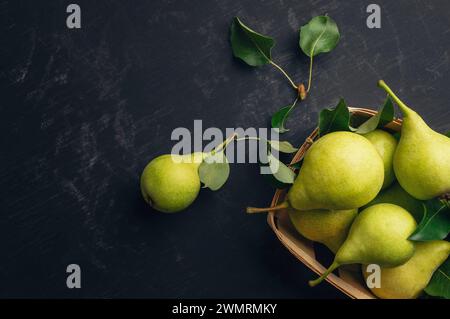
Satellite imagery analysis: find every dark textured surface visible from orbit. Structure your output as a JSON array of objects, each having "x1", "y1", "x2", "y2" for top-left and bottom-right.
[{"x1": 1, "y1": 0, "x2": 449, "y2": 298}]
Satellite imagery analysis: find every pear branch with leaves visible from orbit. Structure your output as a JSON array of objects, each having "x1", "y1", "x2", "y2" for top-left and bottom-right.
[{"x1": 230, "y1": 15, "x2": 340, "y2": 133}]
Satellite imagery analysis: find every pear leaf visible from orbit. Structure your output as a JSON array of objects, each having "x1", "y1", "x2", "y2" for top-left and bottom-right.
[
  {"x1": 445, "y1": 131, "x2": 450, "y2": 137},
  {"x1": 354, "y1": 98, "x2": 394, "y2": 134},
  {"x1": 268, "y1": 140, "x2": 298, "y2": 153},
  {"x1": 392, "y1": 132, "x2": 401, "y2": 141},
  {"x1": 425, "y1": 258, "x2": 450, "y2": 299},
  {"x1": 409, "y1": 199, "x2": 450, "y2": 241},
  {"x1": 199, "y1": 153, "x2": 230, "y2": 191},
  {"x1": 271, "y1": 105, "x2": 293, "y2": 133},
  {"x1": 262, "y1": 172, "x2": 292, "y2": 189},
  {"x1": 230, "y1": 17, "x2": 274, "y2": 67},
  {"x1": 265, "y1": 153, "x2": 296, "y2": 184},
  {"x1": 271, "y1": 98, "x2": 299, "y2": 133},
  {"x1": 299, "y1": 16, "x2": 340, "y2": 57},
  {"x1": 318, "y1": 98, "x2": 352, "y2": 136}
]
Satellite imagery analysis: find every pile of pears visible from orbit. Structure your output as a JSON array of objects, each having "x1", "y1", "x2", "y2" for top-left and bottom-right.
[
  {"x1": 139, "y1": 80, "x2": 449, "y2": 299},
  {"x1": 249, "y1": 81, "x2": 450, "y2": 299}
]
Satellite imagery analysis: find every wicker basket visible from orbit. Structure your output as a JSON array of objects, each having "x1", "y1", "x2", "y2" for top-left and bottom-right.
[{"x1": 267, "y1": 107, "x2": 403, "y2": 299}]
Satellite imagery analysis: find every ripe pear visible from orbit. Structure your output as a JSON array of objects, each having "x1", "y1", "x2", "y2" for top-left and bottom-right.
[
  {"x1": 379, "y1": 80, "x2": 450, "y2": 200},
  {"x1": 363, "y1": 129, "x2": 398, "y2": 189},
  {"x1": 362, "y1": 182, "x2": 424, "y2": 222},
  {"x1": 309, "y1": 203, "x2": 417, "y2": 287},
  {"x1": 140, "y1": 153, "x2": 204, "y2": 213},
  {"x1": 288, "y1": 208, "x2": 358, "y2": 253},
  {"x1": 362, "y1": 240, "x2": 450, "y2": 299},
  {"x1": 288, "y1": 131, "x2": 384, "y2": 210}
]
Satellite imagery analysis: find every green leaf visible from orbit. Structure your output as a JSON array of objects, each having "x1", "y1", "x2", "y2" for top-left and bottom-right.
[
  {"x1": 425, "y1": 258, "x2": 450, "y2": 299},
  {"x1": 268, "y1": 140, "x2": 298, "y2": 153},
  {"x1": 409, "y1": 199, "x2": 450, "y2": 241},
  {"x1": 318, "y1": 99, "x2": 352, "y2": 136},
  {"x1": 230, "y1": 17, "x2": 274, "y2": 67},
  {"x1": 198, "y1": 153, "x2": 230, "y2": 191},
  {"x1": 354, "y1": 98, "x2": 394, "y2": 134},
  {"x1": 271, "y1": 98, "x2": 299, "y2": 133},
  {"x1": 266, "y1": 153, "x2": 296, "y2": 184},
  {"x1": 299, "y1": 16, "x2": 340, "y2": 58},
  {"x1": 271, "y1": 105, "x2": 292, "y2": 133},
  {"x1": 445, "y1": 131, "x2": 450, "y2": 137}
]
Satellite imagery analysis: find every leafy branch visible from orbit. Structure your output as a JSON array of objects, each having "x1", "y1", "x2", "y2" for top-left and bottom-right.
[
  {"x1": 199, "y1": 134, "x2": 299, "y2": 190},
  {"x1": 230, "y1": 15, "x2": 340, "y2": 133}
]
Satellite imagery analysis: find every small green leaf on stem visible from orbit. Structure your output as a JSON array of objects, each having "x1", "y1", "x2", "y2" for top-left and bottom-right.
[
  {"x1": 230, "y1": 17, "x2": 274, "y2": 67},
  {"x1": 300, "y1": 16, "x2": 340, "y2": 57},
  {"x1": 199, "y1": 153, "x2": 230, "y2": 191},
  {"x1": 300, "y1": 16, "x2": 340, "y2": 92},
  {"x1": 318, "y1": 98, "x2": 352, "y2": 136},
  {"x1": 271, "y1": 98, "x2": 299, "y2": 133},
  {"x1": 425, "y1": 258, "x2": 450, "y2": 299},
  {"x1": 409, "y1": 199, "x2": 450, "y2": 241},
  {"x1": 354, "y1": 97, "x2": 394, "y2": 134}
]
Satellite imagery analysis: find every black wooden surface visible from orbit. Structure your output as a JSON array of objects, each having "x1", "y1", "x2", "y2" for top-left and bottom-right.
[{"x1": 1, "y1": 0, "x2": 449, "y2": 298}]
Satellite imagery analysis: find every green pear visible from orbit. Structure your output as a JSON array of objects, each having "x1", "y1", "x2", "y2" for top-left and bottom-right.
[
  {"x1": 288, "y1": 131, "x2": 384, "y2": 210},
  {"x1": 288, "y1": 208, "x2": 358, "y2": 253},
  {"x1": 309, "y1": 203, "x2": 417, "y2": 287},
  {"x1": 140, "y1": 153, "x2": 204, "y2": 213},
  {"x1": 363, "y1": 129, "x2": 398, "y2": 189},
  {"x1": 362, "y1": 240, "x2": 450, "y2": 299},
  {"x1": 379, "y1": 80, "x2": 450, "y2": 200},
  {"x1": 362, "y1": 182, "x2": 424, "y2": 222}
]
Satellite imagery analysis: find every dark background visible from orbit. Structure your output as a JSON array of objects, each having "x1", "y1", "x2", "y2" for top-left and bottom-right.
[{"x1": 1, "y1": 0, "x2": 449, "y2": 298}]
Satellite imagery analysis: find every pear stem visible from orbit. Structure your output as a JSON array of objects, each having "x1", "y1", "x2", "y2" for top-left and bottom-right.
[
  {"x1": 269, "y1": 60, "x2": 298, "y2": 90},
  {"x1": 213, "y1": 133, "x2": 238, "y2": 154},
  {"x1": 377, "y1": 80, "x2": 413, "y2": 117},
  {"x1": 246, "y1": 201, "x2": 289, "y2": 214},
  {"x1": 308, "y1": 261, "x2": 339, "y2": 287}
]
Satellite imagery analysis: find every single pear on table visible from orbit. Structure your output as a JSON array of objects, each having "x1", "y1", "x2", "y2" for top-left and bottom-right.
[
  {"x1": 362, "y1": 182, "x2": 424, "y2": 222},
  {"x1": 363, "y1": 240, "x2": 450, "y2": 299},
  {"x1": 378, "y1": 80, "x2": 450, "y2": 200},
  {"x1": 288, "y1": 208, "x2": 358, "y2": 254},
  {"x1": 140, "y1": 153, "x2": 204, "y2": 213},
  {"x1": 363, "y1": 129, "x2": 398, "y2": 189},
  {"x1": 309, "y1": 203, "x2": 417, "y2": 287}
]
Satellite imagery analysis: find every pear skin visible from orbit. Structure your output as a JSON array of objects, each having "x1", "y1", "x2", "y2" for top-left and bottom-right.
[
  {"x1": 362, "y1": 182, "x2": 424, "y2": 222},
  {"x1": 309, "y1": 203, "x2": 417, "y2": 286},
  {"x1": 379, "y1": 80, "x2": 450, "y2": 200},
  {"x1": 363, "y1": 240, "x2": 450, "y2": 299},
  {"x1": 288, "y1": 208, "x2": 358, "y2": 254},
  {"x1": 363, "y1": 129, "x2": 398, "y2": 189},
  {"x1": 140, "y1": 153, "x2": 203, "y2": 213},
  {"x1": 288, "y1": 131, "x2": 384, "y2": 210}
]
